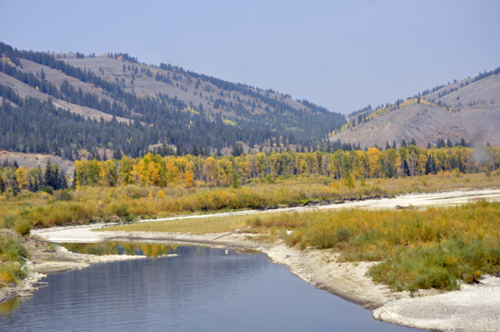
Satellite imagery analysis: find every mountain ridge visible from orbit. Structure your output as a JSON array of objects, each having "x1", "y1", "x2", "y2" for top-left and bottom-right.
[
  {"x1": 332, "y1": 67, "x2": 500, "y2": 148},
  {"x1": 0, "y1": 42, "x2": 346, "y2": 158}
]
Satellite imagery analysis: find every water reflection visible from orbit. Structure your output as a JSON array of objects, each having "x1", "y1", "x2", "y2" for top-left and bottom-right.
[
  {"x1": 0, "y1": 298, "x2": 21, "y2": 316},
  {"x1": 62, "y1": 241, "x2": 177, "y2": 257}
]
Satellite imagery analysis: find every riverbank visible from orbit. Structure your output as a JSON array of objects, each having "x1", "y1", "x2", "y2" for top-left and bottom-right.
[
  {"x1": 10, "y1": 188, "x2": 500, "y2": 331},
  {"x1": 0, "y1": 232, "x2": 146, "y2": 304}
]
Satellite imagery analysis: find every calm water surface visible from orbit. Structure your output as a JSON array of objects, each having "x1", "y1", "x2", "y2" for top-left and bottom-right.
[{"x1": 0, "y1": 244, "x2": 423, "y2": 332}]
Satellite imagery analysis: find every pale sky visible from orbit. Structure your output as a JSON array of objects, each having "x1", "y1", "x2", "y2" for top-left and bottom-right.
[{"x1": 1, "y1": 0, "x2": 499, "y2": 114}]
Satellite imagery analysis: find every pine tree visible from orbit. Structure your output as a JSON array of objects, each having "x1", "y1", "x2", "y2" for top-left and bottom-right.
[{"x1": 113, "y1": 148, "x2": 123, "y2": 160}]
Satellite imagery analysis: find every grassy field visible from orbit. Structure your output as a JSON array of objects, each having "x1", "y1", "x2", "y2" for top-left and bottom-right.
[
  {"x1": 1, "y1": 171, "x2": 499, "y2": 229},
  {"x1": 101, "y1": 214, "x2": 251, "y2": 235}
]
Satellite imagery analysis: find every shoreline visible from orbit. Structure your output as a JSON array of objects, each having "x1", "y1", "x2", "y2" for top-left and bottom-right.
[{"x1": 4, "y1": 188, "x2": 500, "y2": 331}]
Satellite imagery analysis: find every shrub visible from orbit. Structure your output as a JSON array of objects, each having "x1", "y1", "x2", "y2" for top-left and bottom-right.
[
  {"x1": 41, "y1": 187, "x2": 53, "y2": 195},
  {"x1": 115, "y1": 205, "x2": 130, "y2": 218},
  {"x1": 360, "y1": 177, "x2": 366, "y2": 187},
  {"x1": 14, "y1": 218, "x2": 32, "y2": 236},
  {"x1": 57, "y1": 190, "x2": 73, "y2": 201},
  {"x1": 251, "y1": 217, "x2": 263, "y2": 227}
]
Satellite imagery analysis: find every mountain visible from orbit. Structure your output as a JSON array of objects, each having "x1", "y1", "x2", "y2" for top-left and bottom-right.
[
  {"x1": 331, "y1": 67, "x2": 500, "y2": 148},
  {"x1": 0, "y1": 42, "x2": 346, "y2": 158}
]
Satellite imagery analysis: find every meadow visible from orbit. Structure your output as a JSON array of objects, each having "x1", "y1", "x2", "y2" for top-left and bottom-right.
[{"x1": 1, "y1": 171, "x2": 499, "y2": 229}]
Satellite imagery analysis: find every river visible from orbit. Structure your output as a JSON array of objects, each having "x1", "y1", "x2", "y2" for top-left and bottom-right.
[{"x1": 0, "y1": 243, "x2": 422, "y2": 332}]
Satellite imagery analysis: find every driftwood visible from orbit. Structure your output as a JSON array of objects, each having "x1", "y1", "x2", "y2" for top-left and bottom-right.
[
  {"x1": 212, "y1": 227, "x2": 251, "y2": 241},
  {"x1": 35, "y1": 239, "x2": 62, "y2": 245}
]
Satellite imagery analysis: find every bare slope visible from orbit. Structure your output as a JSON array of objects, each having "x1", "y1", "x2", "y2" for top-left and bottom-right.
[
  {"x1": 333, "y1": 69, "x2": 500, "y2": 148},
  {"x1": 333, "y1": 103, "x2": 500, "y2": 148}
]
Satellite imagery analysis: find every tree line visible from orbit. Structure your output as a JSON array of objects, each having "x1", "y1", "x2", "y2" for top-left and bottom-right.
[{"x1": 67, "y1": 145, "x2": 499, "y2": 189}]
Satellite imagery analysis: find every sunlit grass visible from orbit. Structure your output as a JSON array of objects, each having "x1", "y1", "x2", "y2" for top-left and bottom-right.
[
  {"x1": 1, "y1": 172, "x2": 499, "y2": 229},
  {"x1": 102, "y1": 214, "x2": 251, "y2": 235},
  {"x1": 250, "y1": 200, "x2": 500, "y2": 291}
]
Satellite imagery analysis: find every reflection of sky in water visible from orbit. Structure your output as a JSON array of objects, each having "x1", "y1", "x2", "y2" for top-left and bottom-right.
[{"x1": 0, "y1": 245, "x2": 421, "y2": 331}]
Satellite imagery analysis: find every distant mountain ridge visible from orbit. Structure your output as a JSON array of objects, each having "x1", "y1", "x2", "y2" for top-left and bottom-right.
[
  {"x1": 0, "y1": 42, "x2": 346, "y2": 157},
  {"x1": 331, "y1": 66, "x2": 500, "y2": 148}
]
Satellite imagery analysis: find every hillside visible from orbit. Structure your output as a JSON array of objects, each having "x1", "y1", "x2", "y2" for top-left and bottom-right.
[
  {"x1": 333, "y1": 68, "x2": 500, "y2": 148},
  {"x1": 0, "y1": 42, "x2": 346, "y2": 158}
]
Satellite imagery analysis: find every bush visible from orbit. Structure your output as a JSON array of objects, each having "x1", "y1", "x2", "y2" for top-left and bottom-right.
[
  {"x1": 57, "y1": 190, "x2": 73, "y2": 201},
  {"x1": 251, "y1": 217, "x2": 263, "y2": 227},
  {"x1": 115, "y1": 205, "x2": 130, "y2": 218},
  {"x1": 41, "y1": 187, "x2": 53, "y2": 195},
  {"x1": 14, "y1": 218, "x2": 32, "y2": 236},
  {"x1": 0, "y1": 235, "x2": 30, "y2": 263}
]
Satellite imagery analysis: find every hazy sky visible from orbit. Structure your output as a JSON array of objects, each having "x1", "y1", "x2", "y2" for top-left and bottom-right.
[{"x1": 1, "y1": 0, "x2": 499, "y2": 114}]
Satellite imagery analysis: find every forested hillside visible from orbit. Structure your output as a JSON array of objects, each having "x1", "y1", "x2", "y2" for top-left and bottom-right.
[{"x1": 0, "y1": 42, "x2": 346, "y2": 158}]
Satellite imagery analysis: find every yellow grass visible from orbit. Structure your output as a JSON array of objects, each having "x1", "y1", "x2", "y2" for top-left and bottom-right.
[
  {"x1": 1, "y1": 172, "x2": 499, "y2": 229},
  {"x1": 102, "y1": 214, "x2": 251, "y2": 234}
]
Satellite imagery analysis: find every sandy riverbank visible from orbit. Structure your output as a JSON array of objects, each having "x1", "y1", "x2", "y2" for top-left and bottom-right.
[{"x1": 10, "y1": 188, "x2": 500, "y2": 331}]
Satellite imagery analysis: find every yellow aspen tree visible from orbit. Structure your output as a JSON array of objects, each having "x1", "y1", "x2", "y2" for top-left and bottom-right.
[
  {"x1": 205, "y1": 157, "x2": 216, "y2": 183},
  {"x1": 14, "y1": 167, "x2": 26, "y2": 190},
  {"x1": 118, "y1": 156, "x2": 134, "y2": 185},
  {"x1": 367, "y1": 147, "x2": 381, "y2": 178},
  {"x1": 148, "y1": 162, "x2": 161, "y2": 186},
  {"x1": 417, "y1": 153, "x2": 428, "y2": 175},
  {"x1": 238, "y1": 160, "x2": 250, "y2": 183},
  {"x1": 184, "y1": 170, "x2": 194, "y2": 188}
]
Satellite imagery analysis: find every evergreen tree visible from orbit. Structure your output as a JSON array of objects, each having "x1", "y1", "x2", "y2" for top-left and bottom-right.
[
  {"x1": 113, "y1": 148, "x2": 123, "y2": 160},
  {"x1": 192, "y1": 143, "x2": 199, "y2": 156},
  {"x1": 176, "y1": 142, "x2": 182, "y2": 156}
]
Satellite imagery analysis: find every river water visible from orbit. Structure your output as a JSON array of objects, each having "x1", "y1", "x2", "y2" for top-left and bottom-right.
[{"x1": 0, "y1": 244, "x2": 422, "y2": 331}]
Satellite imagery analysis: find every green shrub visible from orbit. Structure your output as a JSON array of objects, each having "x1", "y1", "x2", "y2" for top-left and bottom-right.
[
  {"x1": 41, "y1": 187, "x2": 53, "y2": 195},
  {"x1": 0, "y1": 235, "x2": 30, "y2": 263},
  {"x1": 115, "y1": 205, "x2": 130, "y2": 218},
  {"x1": 14, "y1": 219, "x2": 32, "y2": 236},
  {"x1": 252, "y1": 217, "x2": 263, "y2": 227},
  {"x1": 57, "y1": 190, "x2": 73, "y2": 201}
]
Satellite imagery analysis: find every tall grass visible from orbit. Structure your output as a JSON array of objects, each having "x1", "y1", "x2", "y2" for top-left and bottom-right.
[
  {"x1": 0, "y1": 234, "x2": 30, "y2": 287},
  {"x1": 254, "y1": 200, "x2": 500, "y2": 291},
  {"x1": 102, "y1": 214, "x2": 250, "y2": 235},
  {"x1": 1, "y1": 172, "x2": 499, "y2": 229}
]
